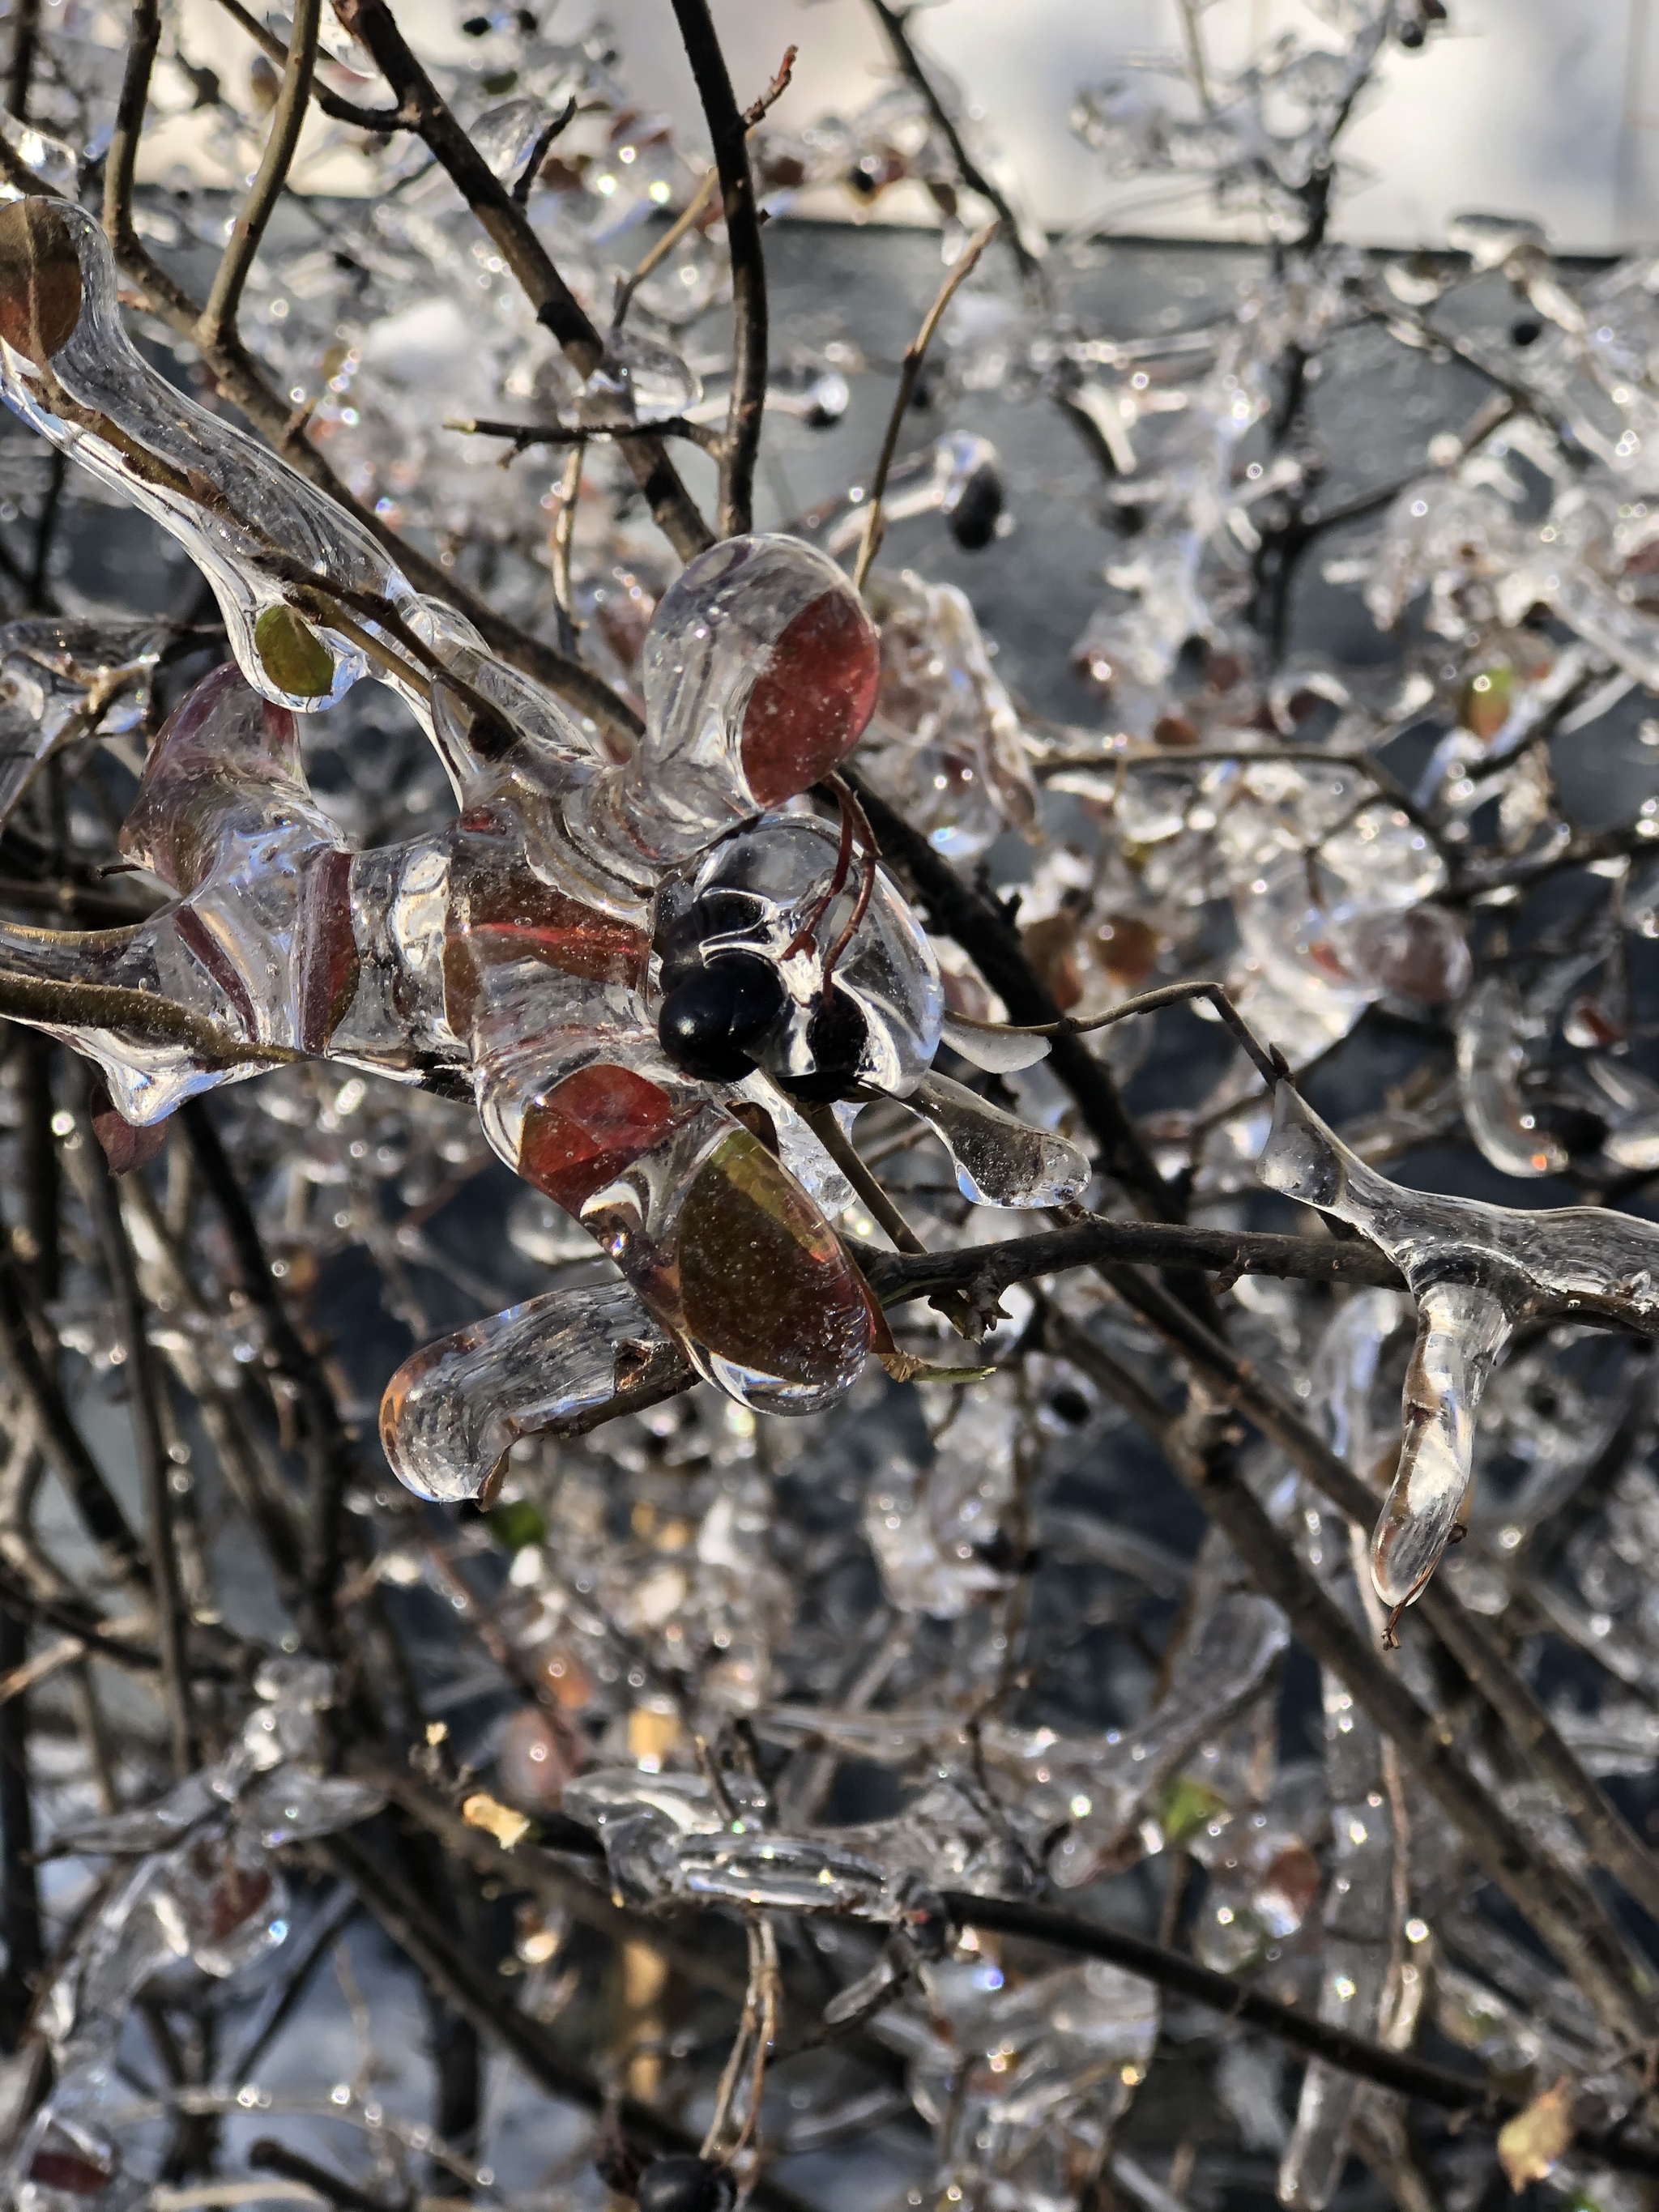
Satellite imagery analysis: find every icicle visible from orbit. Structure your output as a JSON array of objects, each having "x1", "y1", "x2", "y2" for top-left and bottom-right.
[
  {"x1": 1456, "y1": 977, "x2": 1566, "y2": 1178},
  {"x1": 899, "y1": 1071, "x2": 1090, "y2": 1208},
  {"x1": 380, "y1": 1281, "x2": 670, "y2": 1503},
  {"x1": 1256, "y1": 1082, "x2": 1659, "y2": 1617}
]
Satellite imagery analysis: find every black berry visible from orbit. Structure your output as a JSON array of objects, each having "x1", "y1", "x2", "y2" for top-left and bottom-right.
[
  {"x1": 635, "y1": 2158, "x2": 732, "y2": 2212},
  {"x1": 658, "y1": 956, "x2": 785, "y2": 1083}
]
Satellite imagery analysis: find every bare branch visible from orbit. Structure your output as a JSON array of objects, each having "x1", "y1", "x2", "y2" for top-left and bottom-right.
[
  {"x1": 195, "y1": 0, "x2": 321, "y2": 352},
  {"x1": 865, "y1": 0, "x2": 1045, "y2": 289},
  {"x1": 668, "y1": 0, "x2": 771, "y2": 536},
  {"x1": 853, "y1": 217, "x2": 997, "y2": 591}
]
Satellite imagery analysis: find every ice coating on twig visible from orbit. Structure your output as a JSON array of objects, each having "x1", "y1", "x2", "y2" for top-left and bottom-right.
[
  {"x1": 0, "y1": 652, "x2": 892, "y2": 1438},
  {"x1": 0, "y1": 198, "x2": 414, "y2": 716},
  {"x1": 1047, "y1": 1558, "x2": 1289, "y2": 1887},
  {"x1": 1279, "y1": 1295, "x2": 1415, "y2": 2210},
  {"x1": 0, "y1": 199, "x2": 1090, "y2": 1470},
  {"x1": 901, "y1": 1070, "x2": 1090, "y2": 1209},
  {"x1": 1370, "y1": 1280, "x2": 1511, "y2": 1613},
  {"x1": 379, "y1": 1280, "x2": 672, "y2": 1503},
  {"x1": 0, "y1": 618, "x2": 160, "y2": 826},
  {"x1": 858, "y1": 565, "x2": 1038, "y2": 860},
  {"x1": 1256, "y1": 1080, "x2": 1659, "y2": 1615},
  {"x1": 564, "y1": 1766, "x2": 1026, "y2": 1916},
  {"x1": 864, "y1": 1382, "x2": 1021, "y2": 1617},
  {"x1": 11, "y1": 1662, "x2": 380, "y2": 2212},
  {"x1": 897, "y1": 1955, "x2": 1160, "y2": 2210}
]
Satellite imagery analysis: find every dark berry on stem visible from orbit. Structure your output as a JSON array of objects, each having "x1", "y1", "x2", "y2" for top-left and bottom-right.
[
  {"x1": 635, "y1": 2157, "x2": 732, "y2": 2212},
  {"x1": 658, "y1": 956, "x2": 786, "y2": 1083}
]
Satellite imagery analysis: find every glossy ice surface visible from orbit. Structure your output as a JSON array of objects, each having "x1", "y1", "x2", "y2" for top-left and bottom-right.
[
  {"x1": 0, "y1": 199, "x2": 1084, "y2": 1494},
  {"x1": 1260, "y1": 1080, "x2": 1659, "y2": 1610}
]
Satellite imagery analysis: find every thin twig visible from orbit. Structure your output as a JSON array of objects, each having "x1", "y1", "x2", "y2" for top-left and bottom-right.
[
  {"x1": 74, "y1": 1085, "x2": 197, "y2": 1778},
  {"x1": 613, "y1": 45, "x2": 795, "y2": 330},
  {"x1": 446, "y1": 413, "x2": 723, "y2": 457},
  {"x1": 550, "y1": 444, "x2": 582, "y2": 646},
  {"x1": 955, "y1": 977, "x2": 1283, "y2": 1089},
  {"x1": 181, "y1": 1102, "x2": 356, "y2": 1655},
  {"x1": 5, "y1": 0, "x2": 38, "y2": 121},
  {"x1": 332, "y1": 0, "x2": 714, "y2": 564},
  {"x1": 0, "y1": 1595, "x2": 42, "y2": 2048},
  {"x1": 196, "y1": 0, "x2": 320, "y2": 350},
  {"x1": 668, "y1": 0, "x2": 770, "y2": 536},
  {"x1": 865, "y1": 0, "x2": 1044, "y2": 288},
  {"x1": 803, "y1": 1104, "x2": 926, "y2": 1255},
  {"x1": 0, "y1": 1249, "x2": 149, "y2": 1596},
  {"x1": 853, "y1": 218, "x2": 997, "y2": 592}
]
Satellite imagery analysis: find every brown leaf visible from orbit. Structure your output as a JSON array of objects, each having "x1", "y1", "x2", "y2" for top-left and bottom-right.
[
  {"x1": 1496, "y1": 2078, "x2": 1576, "y2": 2191},
  {"x1": 1021, "y1": 909, "x2": 1084, "y2": 1012},
  {"x1": 0, "y1": 196, "x2": 83, "y2": 368},
  {"x1": 87, "y1": 1078, "x2": 168, "y2": 1174}
]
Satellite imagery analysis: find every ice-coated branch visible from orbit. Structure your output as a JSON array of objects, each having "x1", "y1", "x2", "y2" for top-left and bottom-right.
[
  {"x1": 938, "y1": 1894, "x2": 1659, "y2": 2170},
  {"x1": 1073, "y1": 1264, "x2": 1659, "y2": 1932},
  {"x1": 1046, "y1": 1300, "x2": 1659, "y2": 2049},
  {"x1": 1260, "y1": 1080, "x2": 1659, "y2": 1617},
  {"x1": 847, "y1": 770, "x2": 1180, "y2": 1225},
  {"x1": 96, "y1": 0, "x2": 642, "y2": 747},
  {"x1": 865, "y1": 1217, "x2": 1405, "y2": 1303},
  {"x1": 447, "y1": 412, "x2": 725, "y2": 457},
  {"x1": 75, "y1": 1081, "x2": 197, "y2": 1778},
  {"x1": 317, "y1": 1831, "x2": 821, "y2": 2212},
  {"x1": 181, "y1": 1102, "x2": 357, "y2": 1651},
  {"x1": 0, "y1": 1247, "x2": 149, "y2": 1598}
]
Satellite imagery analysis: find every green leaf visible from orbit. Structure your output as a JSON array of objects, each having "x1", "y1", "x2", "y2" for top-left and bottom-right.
[
  {"x1": 488, "y1": 1498, "x2": 546, "y2": 1552},
  {"x1": 1155, "y1": 1774, "x2": 1229, "y2": 1848},
  {"x1": 254, "y1": 603, "x2": 335, "y2": 699}
]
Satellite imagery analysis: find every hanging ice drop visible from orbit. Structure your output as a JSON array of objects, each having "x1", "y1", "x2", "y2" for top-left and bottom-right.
[{"x1": 1258, "y1": 1081, "x2": 1659, "y2": 1622}]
